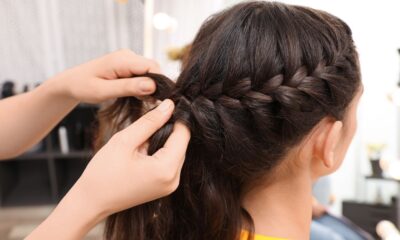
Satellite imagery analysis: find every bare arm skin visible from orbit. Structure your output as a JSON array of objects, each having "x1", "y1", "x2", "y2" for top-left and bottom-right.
[
  {"x1": 0, "y1": 49, "x2": 158, "y2": 159},
  {"x1": 26, "y1": 100, "x2": 191, "y2": 240}
]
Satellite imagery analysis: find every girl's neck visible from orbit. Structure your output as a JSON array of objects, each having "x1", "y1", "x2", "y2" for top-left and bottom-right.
[{"x1": 242, "y1": 171, "x2": 313, "y2": 239}]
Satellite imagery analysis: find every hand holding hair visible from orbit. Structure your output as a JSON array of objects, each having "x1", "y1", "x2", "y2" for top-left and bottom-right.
[
  {"x1": 26, "y1": 99, "x2": 191, "y2": 240},
  {"x1": 78, "y1": 99, "x2": 190, "y2": 214},
  {"x1": 47, "y1": 49, "x2": 160, "y2": 103},
  {"x1": 0, "y1": 49, "x2": 160, "y2": 159}
]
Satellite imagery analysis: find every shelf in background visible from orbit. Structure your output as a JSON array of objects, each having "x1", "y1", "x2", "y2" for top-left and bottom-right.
[
  {"x1": 2, "y1": 181, "x2": 54, "y2": 207},
  {"x1": 0, "y1": 105, "x2": 97, "y2": 207},
  {"x1": 0, "y1": 159, "x2": 54, "y2": 207},
  {"x1": 52, "y1": 151, "x2": 93, "y2": 159},
  {"x1": 365, "y1": 175, "x2": 400, "y2": 183},
  {"x1": 9, "y1": 150, "x2": 93, "y2": 161}
]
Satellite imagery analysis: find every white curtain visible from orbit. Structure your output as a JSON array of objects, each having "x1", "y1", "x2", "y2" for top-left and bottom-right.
[{"x1": 0, "y1": 0, "x2": 144, "y2": 89}]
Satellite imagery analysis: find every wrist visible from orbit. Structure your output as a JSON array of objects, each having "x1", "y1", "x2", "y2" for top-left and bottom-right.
[
  {"x1": 26, "y1": 182, "x2": 108, "y2": 240},
  {"x1": 50, "y1": 183, "x2": 107, "y2": 239},
  {"x1": 66, "y1": 182, "x2": 110, "y2": 226},
  {"x1": 42, "y1": 72, "x2": 80, "y2": 106}
]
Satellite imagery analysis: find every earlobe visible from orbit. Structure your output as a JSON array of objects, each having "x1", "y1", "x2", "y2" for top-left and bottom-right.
[{"x1": 323, "y1": 121, "x2": 343, "y2": 168}]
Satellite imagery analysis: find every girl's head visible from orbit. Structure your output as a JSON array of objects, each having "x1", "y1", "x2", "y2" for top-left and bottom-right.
[{"x1": 97, "y1": 1, "x2": 361, "y2": 239}]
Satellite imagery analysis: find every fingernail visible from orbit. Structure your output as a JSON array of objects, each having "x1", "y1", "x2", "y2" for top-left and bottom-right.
[
  {"x1": 139, "y1": 79, "x2": 155, "y2": 92},
  {"x1": 158, "y1": 99, "x2": 172, "y2": 112}
]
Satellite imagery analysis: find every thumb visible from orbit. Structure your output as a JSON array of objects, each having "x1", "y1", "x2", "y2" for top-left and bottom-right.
[
  {"x1": 96, "y1": 77, "x2": 156, "y2": 101},
  {"x1": 116, "y1": 99, "x2": 174, "y2": 147}
]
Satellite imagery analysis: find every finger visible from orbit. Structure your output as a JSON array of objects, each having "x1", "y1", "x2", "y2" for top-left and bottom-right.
[
  {"x1": 118, "y1": 99, "x2": 174, "y2": 147},
  {"x1": 108, "y1": 51, "x2": 161, "y2": 78},
  {"x1": 96, "y1": 77, "x2": 156, "y2": 100},
  {"x1": 152, "y1": 122, "x2": 191, "y2": 167},
  {"x1": 118, "y1": 55, "x2": 160, "y2": 76},
  {"x1": 131, "y1": 55, "x2": 161, "y2": 74}
]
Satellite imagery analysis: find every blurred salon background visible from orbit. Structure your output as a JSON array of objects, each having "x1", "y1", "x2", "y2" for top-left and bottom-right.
[{"x1": 0, "y1": 0, "x2": 400, "y2": 239}]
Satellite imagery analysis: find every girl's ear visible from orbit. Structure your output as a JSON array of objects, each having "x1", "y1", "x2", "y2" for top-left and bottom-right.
[
  {"x1": 312, "y1": 120, "x2": 343, "y2": 177},
  {"x1": 322, "y1": 121, "x2": 343, "y2": 168}
]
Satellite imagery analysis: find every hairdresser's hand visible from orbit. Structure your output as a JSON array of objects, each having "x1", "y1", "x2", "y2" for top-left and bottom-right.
[
  {"x1": 48, "y1": 49, "x2": 159, "y2": 104},
  {"x1": 26, "y1": 99, "x2": 190, "y2": 240},
  {"x1": 0, "y1": 50, "x2": 160, "y2": 160},
  {"x1": 76, "y1": 99, "x2": 190, "y2": 215}
]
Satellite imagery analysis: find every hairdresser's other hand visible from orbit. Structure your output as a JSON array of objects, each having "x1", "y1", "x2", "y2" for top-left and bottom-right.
[
  {"x1": 26, "y1": 99, "x2": 190, "y2": 240},
  {"x1": 48, "y1": 49, "x2": 159, "y2": 104},
  {"x1": 75, "y1": 99, "x2": 190, "y2": 215}
]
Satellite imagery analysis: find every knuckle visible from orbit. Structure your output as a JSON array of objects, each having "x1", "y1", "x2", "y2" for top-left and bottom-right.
[
  {"x1": 167, "y1": 177, "x2": 180, "y2": 194},
  {"x1": 108, "y1": 53, "x2": 123, "y2": 66},
  {"x1": 110, "y1": 49, "x2": 135, "y2": 62},
  {"x1": 155, "y1": 158, "x2": 180, "y2": 193},
  {"x1": 151, "y1": 150, "x2": 181, "y2": 195},
  {"x1": 158, "y1": 170, "x2": 178, "y2": 193},
  {"x1": 159, "y1": 171, "x2": 175, "y2": 184}
]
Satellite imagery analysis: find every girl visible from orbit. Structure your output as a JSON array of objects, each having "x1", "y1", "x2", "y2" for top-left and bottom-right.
[{"x1": 97, "y1": 2, "x2": 362, "y2": 239}]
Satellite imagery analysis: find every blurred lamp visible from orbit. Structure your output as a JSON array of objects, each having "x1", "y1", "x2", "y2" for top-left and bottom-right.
[{"x1": 153, "y1": 12, "x2": 177, "y2": 31}]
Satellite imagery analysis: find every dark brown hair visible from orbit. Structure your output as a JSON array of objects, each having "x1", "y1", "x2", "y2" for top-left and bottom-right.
[{"x1": 96, "y1": 2, "x2": 361, "y2": 240}]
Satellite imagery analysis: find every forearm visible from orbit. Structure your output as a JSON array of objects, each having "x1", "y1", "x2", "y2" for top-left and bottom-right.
[
  {"x1": 26, "y1": 184, "x2": 107, "y2": 240},
  {"x1": 0, "y1": 50, "x2": 160, "y2": 160},
  {"x1": 0, "y1": 78, "x2": 78, "y2": 159},
  {"x1": 26, "y1": 99, "x2": 188, "y2": 240}
]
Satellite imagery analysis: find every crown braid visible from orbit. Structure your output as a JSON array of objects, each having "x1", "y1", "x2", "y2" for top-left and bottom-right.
[{"x1": 137, "y1": 50, "x2": 356, "y2": 153}]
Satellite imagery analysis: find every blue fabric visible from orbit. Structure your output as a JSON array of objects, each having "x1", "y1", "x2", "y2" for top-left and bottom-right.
[
  {"x1": 310, "y1": 220, "x2": 344, "y2": 240},
  {"x1": 310, "y1": 214, "x2": 365, "y2": 240},
  {"x1": 312, "y1": 176, "x2": 331, "y2": 206}
]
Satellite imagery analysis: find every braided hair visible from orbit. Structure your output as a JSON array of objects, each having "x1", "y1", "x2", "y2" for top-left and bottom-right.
[{"x1": 96, "y1": 2, "x2": 361, "y2": 240}]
